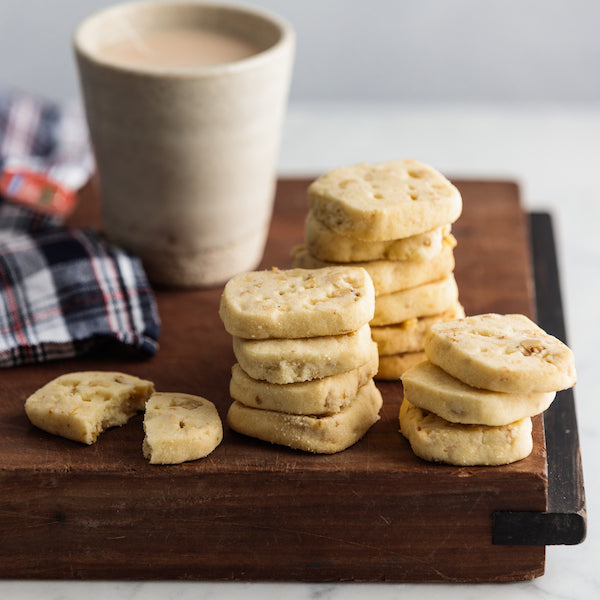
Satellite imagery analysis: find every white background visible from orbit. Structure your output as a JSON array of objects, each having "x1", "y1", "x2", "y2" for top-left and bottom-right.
[
  {"x1": 0, "y1": 1, "x2": 598, "y2": 599},
  {"x1": 0, "y1": 0, "x2": 599, "y2": 105}
]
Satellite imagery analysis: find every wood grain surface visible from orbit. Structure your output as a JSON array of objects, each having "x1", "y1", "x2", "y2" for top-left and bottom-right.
[{"x1": 0, "y1": 178, "x2": 547, "y2": 582}]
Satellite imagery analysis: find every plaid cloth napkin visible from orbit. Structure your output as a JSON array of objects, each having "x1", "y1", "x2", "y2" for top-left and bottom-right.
[{"x1": 0, "y1": 91, "x2": 160, "y2": 367}]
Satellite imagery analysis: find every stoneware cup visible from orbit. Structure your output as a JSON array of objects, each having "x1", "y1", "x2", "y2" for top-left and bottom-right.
[{"x1": 74, "y1": 1, "x2": 294, "y2": 287}]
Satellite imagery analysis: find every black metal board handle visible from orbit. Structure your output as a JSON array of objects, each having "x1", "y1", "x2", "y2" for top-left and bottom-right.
[{"x1": 493, "y1": 212, "x2": 587, "y2": 546}]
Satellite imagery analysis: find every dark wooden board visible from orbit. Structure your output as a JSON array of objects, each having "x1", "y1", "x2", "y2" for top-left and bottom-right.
[
  {"x1": 492, "y1": 213, "x2": 586, "y2": 546},
  {"x1": 0, "y1": 178, "x2": 576, "y2": 582}
]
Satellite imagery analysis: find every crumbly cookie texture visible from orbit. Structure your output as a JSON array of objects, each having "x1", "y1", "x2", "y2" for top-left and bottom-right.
[
  {"x1": 402, "y1": 360, "x2": 556, "y2": 426},
  {"x1": 292, "y1": 234, "x2": 456, "y2": 297},
  {"x1": 233, "y1": 325, "x2": 376, "y2": 384},
  {"x1": 219, "y1": 266, "x2": 375, "y2": 339},
  {"x1": 142, "y1": 392, "x2": 223, "y2": 465},
  {"x1": 307, "y1": 159, "x2": 462, "y2": 241},
  {"x1": 24, "y1": 371, "x2": 154, "y2": 445},
  {"x1": 372, "y1": 275, "x2": 459, "y2": 326},
  {"x1": 305, "y1": 211, "x2": 450, "y2": 263},
  {"x1": 230, "y1": 346, "x2": 378, "y2": 415},
  {"x1": 227, "y1": 379, "x2": 382, "y2": 454},
  {"x1": 424, "y1": 313, "x2": 577, "y2": 393},
  {"x1": 399, "y1": 398, "x2": 533, "y2": 466},
  {"x1": 376, "y1": 351, "x2": 427, "y2": 381},
  {"x1": 371, "y1": 302, "x2": 465, "y2": 355}
]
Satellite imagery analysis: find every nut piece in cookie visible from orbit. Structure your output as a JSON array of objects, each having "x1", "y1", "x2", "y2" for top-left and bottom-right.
[
  {"x1": 24, "y1": 371, "x2": 154, "y2": 445},
  {"x1": 143, "y1": 392, "x2": 223, "y2": 465}
]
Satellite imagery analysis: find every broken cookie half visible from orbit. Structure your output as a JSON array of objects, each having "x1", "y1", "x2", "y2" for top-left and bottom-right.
[
  {"x1": 142, "y1": 392, "x2": 223, "y2": 464},
  {"x1": 24, "y1": 371, "x2": 154, "y2": 445}
]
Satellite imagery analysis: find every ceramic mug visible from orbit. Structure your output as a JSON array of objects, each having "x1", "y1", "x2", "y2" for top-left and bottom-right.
[{"x1": 74, "y1": 1, "x2": 294, "y2": 287}]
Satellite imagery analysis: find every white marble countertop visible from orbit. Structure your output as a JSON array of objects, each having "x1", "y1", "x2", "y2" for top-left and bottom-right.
[{"x1": 2, "y1": 102, "x2": 598, "y2": 599}]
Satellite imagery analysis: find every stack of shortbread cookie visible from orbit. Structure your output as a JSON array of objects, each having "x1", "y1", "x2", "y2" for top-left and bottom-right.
[
  {"x1": 218, "y1": 266, "x2": 383, "y2": 453},
  {"x1": 399, "y1": 313, "x2": 577, "y2": 466},
  {"x1": 292, "y1": 159, "x2": 464, "y2": 380}
]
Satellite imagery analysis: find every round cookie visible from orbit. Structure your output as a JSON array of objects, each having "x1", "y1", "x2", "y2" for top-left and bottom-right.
[
  {"x1": 219, "y1": 266, "x2": 375, "y2": 340},
  {"x1": 402, "y1": 361, "x2": 556, "y2": 425},
  {"x1": 307, "y1": 159, "x2": 462, "y2": 241},
  {"x1": 372, "y1": 275, "x2": 459, "y2": 326},
  {"x1": 232, "y1": 326, "x2": 376, "y2": 384},
  {"x1": 371, "y1": 302, "x2": 465, "y2": 355},
  {"x1": 376, "y1": 351, "x2": 427, "y2": 381},
  {"x1": 142, "y1": 392, "x2": 223, "y2": 464},
  {"x1": 424, "y1": 313, "x2": 577, "y2": 393},
  {"x1": 230, "y1": 348, "x2": 378, "y2": 415},
  {"x1": 227, "y1": 379, "x2": 383, "y2": 454},
  {"x1": 292, "y1": 235, "x2": 456, "y2": 297},
  {"x1": 399, "y1": 399, "x2": 533, "y2": 466},
  {"x1": 24, "y1": 371, "x2": 154, "y2": 445},
  {"x1": 305, "y1": 211, "x2": 450, "y2": 263}
]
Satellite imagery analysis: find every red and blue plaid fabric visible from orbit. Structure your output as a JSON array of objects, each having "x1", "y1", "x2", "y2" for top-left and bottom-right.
[{"x1": 0, "y1": 91, "x2": 160, "y2": 366}]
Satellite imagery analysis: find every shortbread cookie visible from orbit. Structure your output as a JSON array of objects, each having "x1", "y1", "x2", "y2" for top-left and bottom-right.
[
  {"x1": 305, "y1": 211, "x2": 450, "y2": 262},
  {"x1": 371, "y1": 275, "x2": 459, "y2": 326},
  {"x1": 292, "y1": 235, "x2": 456, "y2": 296},
  {"x1": 219, "y1": 266, "x2": 375, "y2": 339},
  {"x1": 376, "y1": 351, "x2": 427, "y2": 380},
  {"x1": 230, "y1": 347, "x2": 378, "y2": 415},
  {"x1": 227, "y1": 379, "x2": 382, "y2": 454},
  {"x1": 372, "y1": 302, "x2": 465, "y2": 355},
  {"x1": 399, "y1": 399, "x2": 533, "y2": 466},
  {"x1": 402, "y1": 361, "x2": 555, "y2": 426},
  {"x1": 425, "y1": 313, "x2": 577, "y2": 393},
  {"x1": 233, "y1": 325, "x2": 376, "y2": 384},
  {"x1": 142, "y1": 392, "x2": 223, "y2": 464},
  {"x1": 24, "y1": 371, "x2": 154, "y2": 445},
  {"x1": 307, "y1": 159, "x2": 462, "y2": 241}
]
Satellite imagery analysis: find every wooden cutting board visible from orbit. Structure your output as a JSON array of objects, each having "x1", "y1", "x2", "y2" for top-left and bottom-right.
[{"x1": 0, "y1": 178, "x2": 549, "y2": 582}]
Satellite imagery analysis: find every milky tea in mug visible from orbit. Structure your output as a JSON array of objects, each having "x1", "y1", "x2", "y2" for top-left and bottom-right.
[
  {"x1": 74, "y1": 2, "x2": 295, "y2": 287},
  {"x1": 99, "y1": 27, "x2": 261, "y2": 68}
]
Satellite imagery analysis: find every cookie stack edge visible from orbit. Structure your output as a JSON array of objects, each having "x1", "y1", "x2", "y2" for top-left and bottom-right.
[
  {"x1": 219, "y1": 266, "x2": 382, "y2": 454},
  {"x1": 292, "y1": 158, "x2": 464, "y2": 380},
  {"x1": 399, "y1": 313, "x2": 577, "y2": 466}
]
